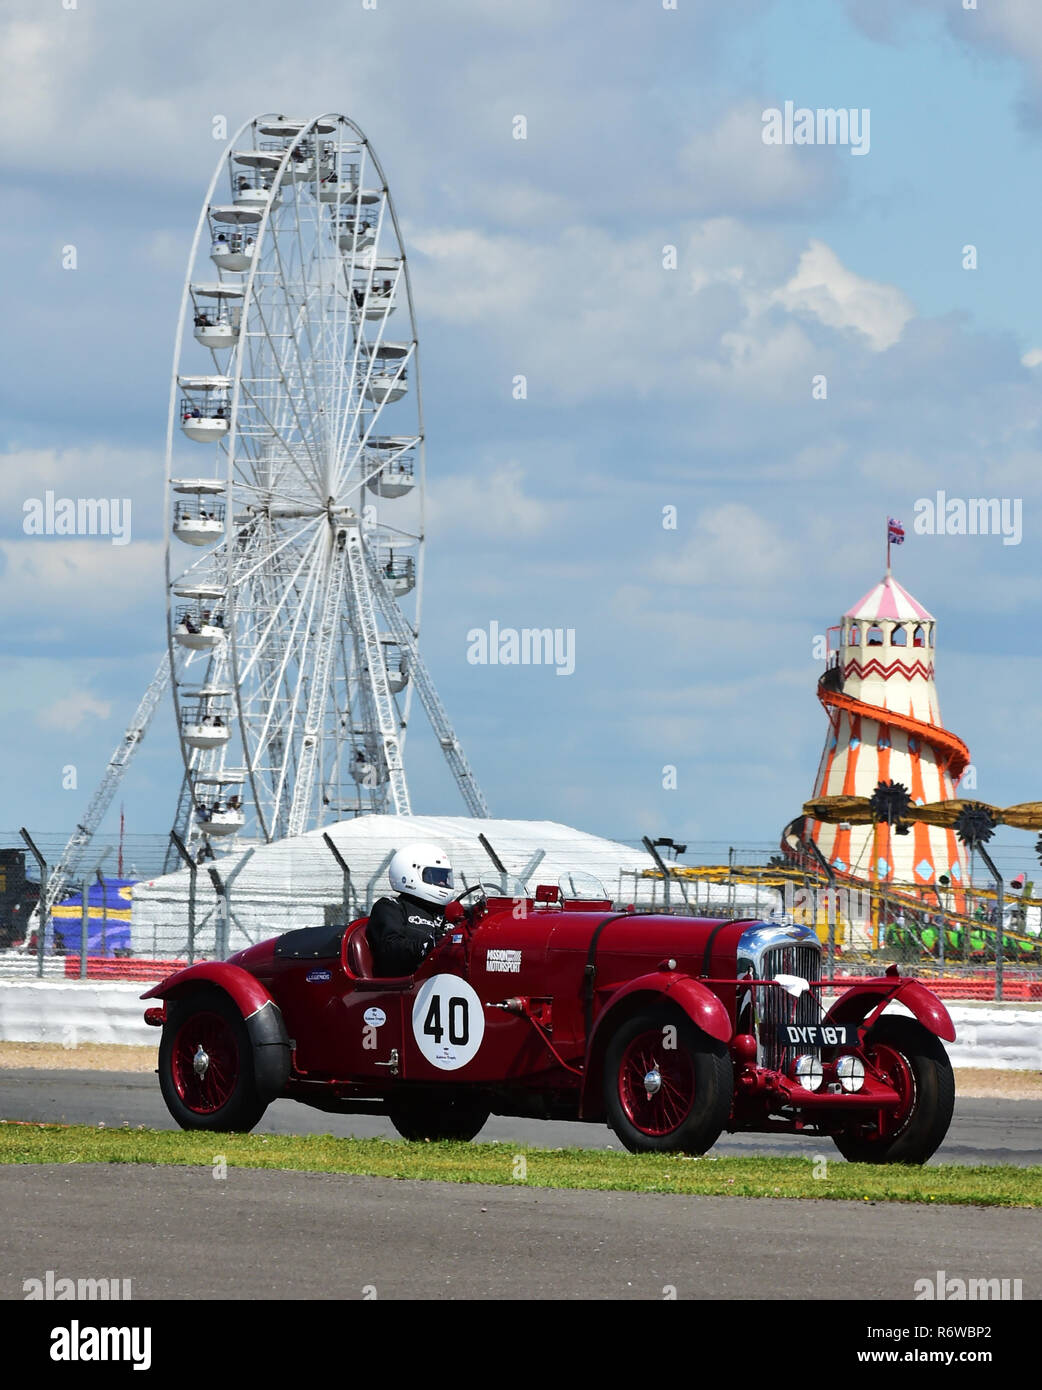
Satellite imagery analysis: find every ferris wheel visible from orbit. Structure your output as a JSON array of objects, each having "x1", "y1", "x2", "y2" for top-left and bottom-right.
[{"x1": 164, "y1": 112, "x2": 487, "y2": 855}]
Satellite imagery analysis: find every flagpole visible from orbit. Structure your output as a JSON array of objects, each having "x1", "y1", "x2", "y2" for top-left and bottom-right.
[{"x1": 886, "y1": 516, "x2": 905, "y2": 575}]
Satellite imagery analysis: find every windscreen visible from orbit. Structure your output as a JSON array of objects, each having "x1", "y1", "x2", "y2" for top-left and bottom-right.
[{"x1": 558, "y1": 871, "x2": 608, "y2": 900}]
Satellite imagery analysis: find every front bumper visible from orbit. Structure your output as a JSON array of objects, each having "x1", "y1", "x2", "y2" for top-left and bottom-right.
[{"x1": 736, "y1": 1064, "x2": 903, "y2": 1111}]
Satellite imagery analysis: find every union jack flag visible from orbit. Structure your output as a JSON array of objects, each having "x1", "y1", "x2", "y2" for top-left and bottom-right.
[{"x1": 887, "y1": 517, "x2": 905, "y2": 545}]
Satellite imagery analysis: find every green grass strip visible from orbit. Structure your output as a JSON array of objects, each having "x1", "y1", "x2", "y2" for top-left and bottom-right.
[{"x1": 2, "y1": 1122, "x2": 1040, "y2": 1206}]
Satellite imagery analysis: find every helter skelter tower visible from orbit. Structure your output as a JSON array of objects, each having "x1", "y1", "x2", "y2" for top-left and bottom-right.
[{"x1": 800, "y1": 567, "x2": 972, "y2": 897}]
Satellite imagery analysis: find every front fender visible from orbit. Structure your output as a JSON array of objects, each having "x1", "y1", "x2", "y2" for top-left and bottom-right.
[
  {"x1": 141, "y1": 961, "x2": 275, "y2": 1020},
  {"x1": 579, "y1": 972, "x2": 732, "y2": 1120},
  {"x1": 824, "y1": 978, "x2": 956, "y2": 1044},
  {"x1": 142, "y1": 963, "x2": 291, "y2": 1102}
]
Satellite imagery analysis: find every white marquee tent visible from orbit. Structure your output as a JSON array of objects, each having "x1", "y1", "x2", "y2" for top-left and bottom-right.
[{"x1": 130, "y1": 816, "x2": 779, "y2": 958}]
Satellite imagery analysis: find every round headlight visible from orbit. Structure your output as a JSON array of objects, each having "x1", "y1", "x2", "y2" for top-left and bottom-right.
[
  {"x1": 836, "y1": 1054, "x2": 865, "y2": 1093},
  {"x1": 794, "y1": 1054, "x2": 824, "y2": 1091}
]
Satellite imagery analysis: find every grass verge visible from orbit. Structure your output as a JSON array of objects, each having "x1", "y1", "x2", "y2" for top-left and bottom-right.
[{"x1": 1, "y1": 1121, "x2": 1040, "y2": 1206}]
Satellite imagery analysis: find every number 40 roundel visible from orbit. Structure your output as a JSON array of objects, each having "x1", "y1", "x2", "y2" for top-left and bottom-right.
[{"x1": 411, "y1": 975, "x2": 485, "y2": 1070}]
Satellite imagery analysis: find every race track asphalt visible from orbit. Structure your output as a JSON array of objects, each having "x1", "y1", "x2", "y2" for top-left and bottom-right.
[
  {"x1": 1, "y1": 1070, "x2": 1040, "y2": 1301},
  {"x1": 1, "y1": 1164, "x2": 1040, "y2": 1301},
  {"x1": 1, "y1": 1068, "x2": 1041, "y2": 1165}
]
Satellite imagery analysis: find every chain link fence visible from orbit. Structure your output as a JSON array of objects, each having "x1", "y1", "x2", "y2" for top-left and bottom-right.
[{"x1": 2, "y1": 830, "x2": 1039, "y2": 998}]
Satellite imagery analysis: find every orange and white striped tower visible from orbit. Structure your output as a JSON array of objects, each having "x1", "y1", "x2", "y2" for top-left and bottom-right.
[{"x1": 803, "y1": 569, "x2": 971, "y2": 898}]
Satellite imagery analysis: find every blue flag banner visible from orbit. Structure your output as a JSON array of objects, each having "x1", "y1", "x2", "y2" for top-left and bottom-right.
[{"x1": 49, "y1": 878, "x2": 136, "y2": 955}]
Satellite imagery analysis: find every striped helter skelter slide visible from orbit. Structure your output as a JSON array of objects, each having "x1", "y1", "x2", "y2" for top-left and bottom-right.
[{"x1": 803, "y1": 572, "x2": 971, "y2": 903}]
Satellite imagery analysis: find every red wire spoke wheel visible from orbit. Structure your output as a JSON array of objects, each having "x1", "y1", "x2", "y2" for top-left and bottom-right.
[
  {"x1": 171, "y1": 1009, "x2": 240, "y2": 1114},
  {"x1": 831, "y1": 1016, "x2": 954, "y2": 1164},
  {"x1": 864, "y1": 1040, "x2": 917, "y2": 1141},
  {"x1": 617, "y1": 1029, "x2": 696, "y2": 1137},
  {"x1": 603, "y1": 1008, "x2": 732, "y2": 1155},
  {"x1": 158, "y1": 991, "x2": 268, "y2": 1132}
]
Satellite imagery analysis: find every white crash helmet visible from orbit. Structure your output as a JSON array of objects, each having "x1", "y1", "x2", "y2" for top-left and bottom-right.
[{"x1": 388, "y1": 841, "x2": 455, "y2": 907}]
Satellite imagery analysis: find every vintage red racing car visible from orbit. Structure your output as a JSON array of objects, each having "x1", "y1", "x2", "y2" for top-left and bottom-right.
[{"x1": 142, "y1": 882, "x2": 956, "y2": 1162}]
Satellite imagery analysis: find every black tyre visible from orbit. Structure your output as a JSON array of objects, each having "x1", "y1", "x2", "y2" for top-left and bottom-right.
[
  {"x1": 387, "y1": 1089, "x2": 491, "y2": 1142},
  {"x1": 158, "y1": 991, "x2": 269, "y2": 1133},
  {"x1": 831, "y1": 1016, "x2": 955, "y2": 1165},
  {"x1": 603, "y1": 1008, "x2": 732, "y2": 1155}
]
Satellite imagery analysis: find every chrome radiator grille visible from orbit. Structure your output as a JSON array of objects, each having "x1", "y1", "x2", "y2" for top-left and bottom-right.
[{"x1": 759, "y1": 943, "x2": 822, "y2": 1072}]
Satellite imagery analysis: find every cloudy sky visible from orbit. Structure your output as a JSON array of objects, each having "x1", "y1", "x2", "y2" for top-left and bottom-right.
[{"x1": 2, "y1": 0, "x2": 1040, "y2": 860}]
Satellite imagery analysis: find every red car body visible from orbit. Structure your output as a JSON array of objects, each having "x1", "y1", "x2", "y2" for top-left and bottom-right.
[{"x1": 143, "y1": 890, "x2": 956, "y2": 1161}]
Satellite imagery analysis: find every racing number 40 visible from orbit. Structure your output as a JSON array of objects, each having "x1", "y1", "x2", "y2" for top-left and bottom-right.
[{"x1": 422, "y1": 994, "x2": 469, "y2": 1046}]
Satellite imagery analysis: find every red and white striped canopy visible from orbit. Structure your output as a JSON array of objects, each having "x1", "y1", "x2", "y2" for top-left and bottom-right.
[{"x1": 844, "y1": 574, "x2": 933, "y2": 623}]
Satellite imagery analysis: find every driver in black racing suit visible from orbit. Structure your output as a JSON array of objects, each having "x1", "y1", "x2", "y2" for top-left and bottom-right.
[{"x1": 366, "y1": 841, "x2": 455, "y2": 976}]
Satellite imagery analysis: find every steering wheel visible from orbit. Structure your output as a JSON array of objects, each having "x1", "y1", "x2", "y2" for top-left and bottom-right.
[{"x1": 450, "y1": 882, "x2": 489, "y2": 926}]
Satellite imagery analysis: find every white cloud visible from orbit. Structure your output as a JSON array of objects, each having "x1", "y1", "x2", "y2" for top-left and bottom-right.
[
  {"x1": 144, "y1": 230, "x2": 191, "y2": 274},
  {"x1": 38, "y1": 691, "x2": 112, "y2": 732},
  {"x1": 767, "y1": 439, "x2": 850, "y2": 482},
  {"x1": 772, "y1": 239, "x2": 914, "y2": 351},
  {"x1": 0, "y1": 0, "x2": 762, "y2": 190},
  {"x1": 0, "y1": 539, "x2": 164, "y2": 622},
  {"x1": 649, "y1": 503, "x2": 795, "y2": 589},
  {"x1": 411, "y1": 221, "x2": 892, "y2": 403},
  {"x1": 683, "y1": 216, "x2": 796, "y2": 292},
  {"x1": 2, "y1": 0, "x2": 1037, "y2": 842},
  {"x1": 411, "y1": 0, "x2": 561, "y2": 24},
  {"x1": 678, "y1": 100, "x2": 843, "y2": 215},
  {"x1": 853, "y1": 447, "x2": 935, "y2": 491},
  {"x1": 0, "y1": 446, "x2": 165, "y2": 519},
  {"x1": 0, "y1": 19, "x2": 63, "y2": 151},
  {"x1": 409, "y1": 228, "x2": 538, "y2": 327},
  {"x1": 844, "y1": 0, "x2": 1042, "y2": 122},
  {"x1": 0, "y1": 12, "x2": 185, "y2": 179},
  {"x1": 967, "y1": 0, "x2": 1042, "y2": 90},
  {"x1": 426, "y1": 463, "x2": 548, "y2": 536}
]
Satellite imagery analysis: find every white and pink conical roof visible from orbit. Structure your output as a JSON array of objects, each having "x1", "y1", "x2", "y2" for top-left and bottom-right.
[{"x1": 844, "y1": 574, "x2": 934, "y2": 624}]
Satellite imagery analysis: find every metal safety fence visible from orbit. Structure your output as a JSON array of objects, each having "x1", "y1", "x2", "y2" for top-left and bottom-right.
[{"x1": 1, "y1": 829, "x2": 1039, "y2": 1000}]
